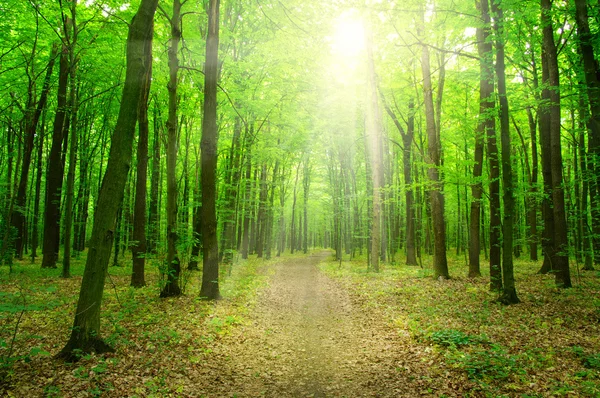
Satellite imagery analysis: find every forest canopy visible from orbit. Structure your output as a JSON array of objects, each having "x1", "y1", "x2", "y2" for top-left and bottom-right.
[{"x1": 1, "y1": 0, "x2": 600, "y2": 395}]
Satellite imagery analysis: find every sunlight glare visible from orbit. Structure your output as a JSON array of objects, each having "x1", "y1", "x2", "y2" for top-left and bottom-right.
[{"x1": 331, "y1": 13, "x2": 365, "y2": 58}]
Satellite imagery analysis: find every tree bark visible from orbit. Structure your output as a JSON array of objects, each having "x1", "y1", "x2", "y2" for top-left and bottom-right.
[
  {"x1": 10, "y1": 46, "x2": 57, "y2": 260},
  {"x1": 161, "y1": 0, "x2": 183, "y2": 298},
  {"x1": 419, "y1": 10, "x2": 449, "y2": 279},
  {"x1": 365, "y1": 23, "x2": 383, "y2": 272},
  {"x1": 541, "y1": 0, "x2": 571, "y2": 288},
  {"x1": 57, "y1": 0, "x2": 158, "y2": 360},
  {"x1": 41, "y1": 42, "x2": 70, "y2": 269},
  {"x1": 148, "y1": 102, "x2": 161, "y2": 254},
  {"x1": 574, "y1": 0, "x2": 600, "y2": 266},
  {"x1": 492, "y1": 0, "x2": 519, "y2": 304},
  {"x1": 62, "y1": 10, "x2": 79, "y2": 278},
  {"x1": 131, "y1": 35, "x2": 153, "y2": 287},
  {"x1": 200, "y1": 0, "x2": 221, "y2": 300},
  {"x1": 470, "y1": 0, "x2": 494, "y2": 278}
]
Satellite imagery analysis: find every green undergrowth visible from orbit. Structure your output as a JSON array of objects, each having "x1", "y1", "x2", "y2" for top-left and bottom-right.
[
  {"x1": 0, "y1": 251, "x2": 274, "y2": 397},
  {"x1": 319, "y1": 253, "x2": 600, "y2": 397}
]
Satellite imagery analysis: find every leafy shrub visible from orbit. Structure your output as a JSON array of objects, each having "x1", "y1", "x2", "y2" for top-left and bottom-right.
[
  {"x1": 572, "y1": 346, "x2": 600, "y2": 369},
  {"x1": 452, "y1": 344, "x2": 523, "y2": 381},
  {"x1": 428, "y1": 329, "x2": 485, "y2": 347}
]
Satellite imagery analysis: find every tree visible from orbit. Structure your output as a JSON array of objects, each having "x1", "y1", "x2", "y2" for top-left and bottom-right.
[
  {"x1": 469, "y1": 0, "x2": 493, "y2": 279},
  {"x1": 492, "y1": 0, "x2": 519, "y2": 304},
  {"x1": 365, "y1": 22, "x2": 383, "y2": 273},
  {"x1": 41, "y1": 39, "x2": 70, "y2": 269},
  {"x1": 9, "y1": 43, "x2": 57, "y2": 259},
  {"x1": 418, "y1": 8, "x2": 449, "y2": 280},
  {"x1": 57, "y1": 0, "x2": 159, "y2": 359},
  {"x1": 541, "y1": 0, "x2": 571, "y2": 288},
  {"x1": 131, "y1": 31, "x2": 153, "y2": 288},
  {"x1": 200, "y1": 0, "x2": 221, "y2": 300},
  {"x1": 160, "y1": 0, "x2": 183, "y2": 298},
  {"x1": 574, "y1": 0, "x2": 600, "y2": 266}
]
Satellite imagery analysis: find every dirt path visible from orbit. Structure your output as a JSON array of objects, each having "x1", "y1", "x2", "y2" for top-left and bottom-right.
[{"x1": 191, "y1": 252, "x2": 441, "y2": 397}]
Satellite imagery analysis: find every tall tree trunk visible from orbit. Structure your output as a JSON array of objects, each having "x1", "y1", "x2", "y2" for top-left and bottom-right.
[
  {"x1": 470, "y1": 0, "x2": 493, "y2": 278},
  {"x1": 199, "y1": 0, "x2": 221, "y2": 300},
  {"x1": 255, "y1": 163, "x2": 268, "y2": 258},
  {"x1": 57, "y1": 0, "x2": 158, "y2": 360},
  {"x1": 479, "y1": 0, "x2": 501, "y2": 291},
  {"x1": 493, "y1": 0, "x2": 519, "y2": 304},
  {"x1": 526, "y1": 102, "x2": 539, "y2": 261},
  {"x1": 381, "y1": 95, "x2": 417, "y2": 265},
  {"x1": 538, "y1": 41, "x2": 556, "y2": 275},
  {"x1": 365, "y1": 23, "x2": 383, "y2": 272},
  {"x1": 161, "y1": 0, "x2": 182, "y2": 298},
  {"x1": 303, "y1": 156, "x2": 310, "y2": 254},
  {"x1": 241, "y1": 150, "x2": 252, "y2": 259},
  {"x1": 62, "y1": 10, "x2": 79, "y2": 278},
  {"x1": 41, "y1": 42, "x2": 70, "y2": 269},
  {"x1": 290, "y1": 162, "x2": 301, "y2": 255},
  {"x1": 11, "y1": 46, "x2": 57, "y2": 259},
  {"x1": 30, "y1": 112, "x2": 46, "y2": 262},
  {"x1": 541, "y1": 0, "x2": 571, "y2": 288},
  {"x1": 148, "y1": 102, "x2": 161, "y2": 254},
  {"x1": 266, "y1": 157, "x2": 279, "y2": 259},
  {"x1": 419, "y1": 11, "x2": 449, "y2": 279},
  {"x1": 220, "y1": 117, "x2": 242, "y2": 263},
  {"x1": 574, "y1": 0, "x2": 600, "y2": 265},
  {"x1": 131, "y1": 39, "x2": 153, "y2": 287}
]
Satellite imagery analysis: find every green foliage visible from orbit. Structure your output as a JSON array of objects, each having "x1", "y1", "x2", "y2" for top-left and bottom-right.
[
  {"x1": 428, "y1": 329, "x2": 486, "y2": 347},
  {"x1": 572, "y1": 346, "x2": 600, "y2": 370},
  {"x1": 451, "y1": 344, "x2": 523, "y2": 382}
]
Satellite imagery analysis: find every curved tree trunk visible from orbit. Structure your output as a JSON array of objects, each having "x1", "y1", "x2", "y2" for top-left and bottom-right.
[{"x1": 57, "y1": 0, "x2": 158, "y2": 360}]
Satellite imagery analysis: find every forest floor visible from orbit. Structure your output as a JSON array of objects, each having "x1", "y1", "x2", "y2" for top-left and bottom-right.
[{"x1": 0, "y1": 250, "x2": 599, "y2": 397}]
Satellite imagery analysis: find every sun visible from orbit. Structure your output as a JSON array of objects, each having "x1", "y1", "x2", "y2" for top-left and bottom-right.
[{"x1": 330, "y1": 12, "x2": 365, "y2": 58}]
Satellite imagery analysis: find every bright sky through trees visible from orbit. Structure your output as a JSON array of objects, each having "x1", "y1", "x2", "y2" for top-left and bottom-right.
[{"x1": 330, "y1": 12, "x2": 365, "y2": 58}]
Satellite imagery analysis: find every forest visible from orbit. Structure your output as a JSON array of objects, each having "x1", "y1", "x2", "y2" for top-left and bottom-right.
[{"x1": 1, "y1": 0, "x2": 600, "y2": 396}]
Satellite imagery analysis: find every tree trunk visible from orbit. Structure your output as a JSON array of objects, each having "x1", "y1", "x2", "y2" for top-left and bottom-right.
[
  {"x1": 479, "y1": 0, "x2": 501, "y2": 290},
  {"x1": 303, "y1": 156, "x2": 310, "y2": 254},
  {"x1": 10, "y1": 46, "x2": 57, "y2": 259},
  {"x1": 470, "y1": 0, "x2": 493, "y2": 278},
  {"x1": 419, "y1": 11, "x2": 449, "y2": 279},
  {"x1": 30, "y1": 112, "x2": 46, "y2": 262},
  {"x1": 62, "y1": 12, "x2": 79, "y2": 278},
  {"x1": 290, "y1": 162, "x2": 301, "y2": 255},
  {"x1": 147, "y1": 103, "x2": 161, "y2": 254},
  {"x1": 541, "y1": 0, "x2": 571, "y2": 288},
  {"x1": 492, "y1": 0, "x2": 519, "y2": 304},
  {"x1": 574, "y1": 0, "x2": 600, "y2": 266},
  {"x1": 131, "y1": 38, "x2": 153, "y2": 287},
  {"x1": 255, "y1": 163, "x2": 268, "y2": 258},
  {"x1": 57, "y1": 0, "x2": 158, "y2": 360},
  {"x1": 161, "y1": 0, "x2": 182, "y2": 298},
  {"x1": 266, "y1": 157, "x2": 279, "y2": 259},
  {"x1": 241, "y1": 150, "x2": 252, "y2": 259},
  {"x1": 199, "y1": 0, "x2": 221, "y2": 300},
  {"x1": 365, "y1": 23, "x2": 383, "y2": 272},
  {"x1": 41, "y1": 43, "x2": 70, "y2": 269},
  {"x1": 220, "y1": 117, "x2": 242, "y2": 263}
]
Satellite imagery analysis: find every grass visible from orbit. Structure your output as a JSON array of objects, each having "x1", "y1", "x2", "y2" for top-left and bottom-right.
[
  {"x1": 0, "y1": 250, "x2": 272, "y2": 397},
  {"x1": 319, "y1": 252, "x2": 600, "y2": 397}
]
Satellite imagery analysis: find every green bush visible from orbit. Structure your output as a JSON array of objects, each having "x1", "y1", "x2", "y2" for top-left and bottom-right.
[{"x1": 428, "y1": 329, "x2": 485, "y2": 347}]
